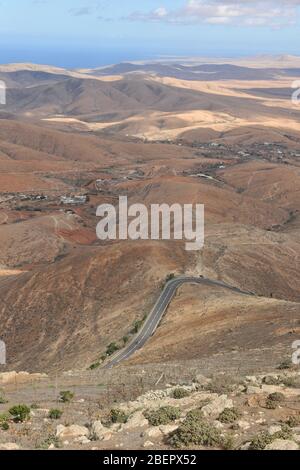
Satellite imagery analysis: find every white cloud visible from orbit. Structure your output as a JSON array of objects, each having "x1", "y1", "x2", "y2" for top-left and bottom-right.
[{"x1": 126, "y1": 0, "x2": 300, "y2": 27}]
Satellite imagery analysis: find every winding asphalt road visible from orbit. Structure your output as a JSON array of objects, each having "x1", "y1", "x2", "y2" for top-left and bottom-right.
[{"x1": 104, "y1": 276, "x2": 254, "y2": 369}]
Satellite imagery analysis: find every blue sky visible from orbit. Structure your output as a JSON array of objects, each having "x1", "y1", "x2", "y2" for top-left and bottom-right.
[{"x1": 0, "y1": 0, "x2": 299, "y2": 67}]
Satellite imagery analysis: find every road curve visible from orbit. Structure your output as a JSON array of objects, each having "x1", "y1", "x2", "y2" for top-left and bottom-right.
[{"x1": 104, "y1": 276, "x2": 254, "y2": 369}]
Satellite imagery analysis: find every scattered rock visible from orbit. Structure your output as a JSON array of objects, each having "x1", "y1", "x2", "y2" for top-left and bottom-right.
[
  {"x1": 240, "y1": 442, "x2": 251, "y2": 450},
  {"x1": 268, "y1": 425, "x2": 282, "y2": 436},
  {"x1": 195, "y1": 374, "x2": 211, "y2": 387},
  {"x1": 0, "y1": 443, "x2": 21, "y2": 450},
  {"x1": 202, "y1": 395, "x2": 233, "y2": 418},
  {"x1": 247, "y1": 386, "x2": 263, "y2": 395},
  {"x1": 159, "y1": 424, "x2": 178, "y2": 435},
  {"x1": 246, "y1": 376, "x2": 260, "y2": 385},
  {"x1": 56, "y1": 424, "x2": 89, "y2": 440},
  {"x1": 237, "y1": 420, "x2": 251, "y2": 431},
  {"x1": 90, "y1": 421, "x2": 113, "y2": 441},
  {"x1": 74, "y1": 436, "x2": 91, "y2": 445},
  {"x1": 265, "y1": 439, "x2": 299, "y2": 450},
  {"x1": 143, "y1": 441, "x2": 154, "y2": 448},
  {"x1": 0, "y1": 371, "x2": 47, "y2": 385},
  {"x1": 122, "y1": 411, "x2": 148, "y2": 430},
  {"x1": 144, "y1": 427, "x2": 163, "y2": 438},
  {"x1": 292, "y1": 432, "x2": 300, "y2": 444},
  {"x1": 246, "y1": 395, "x2": 261, "y2": 407},
  {"x1": 30, "y1": 408, "x2": 50, "y2": 418}
]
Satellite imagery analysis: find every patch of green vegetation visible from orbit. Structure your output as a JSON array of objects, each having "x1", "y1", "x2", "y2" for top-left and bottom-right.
[
  {"x1": 281, "y1": 376, "x2": 300, "y2": 388},
  {"x1": 38, "y1": 434, "x2": 62, "y2": 450},
  {"x1": 166, "y1": 273, "x2": 175, "y2": 283},
  {"x1": 89, "y1": 362, "x2": 101, "y2": 370},
  {"x1": 277, "y1": 359, "x2": 293, "y2": 370},
  {"x1": 59, "y1": 391, "x2": 74, "y2": 403},
  {"x1": 207, "y1": 375, "x2": 240, "y2": 394},
  {"x1": 284, "y1": 415, "x2": 300, "y2": 428},
  {"x1": 265, "y1": 392, "x2": 285, "y2": 410},
  {"x1": 8, "y1": 404, "x2": 31, "y2": 423},
  {"x1": 131, "y1": 315, "x2": 147, "y2": 335},
  {"x1": 30, "y1": 403, "x2": 39, "y2": 409},
  {"x1": 0, "y1": 393, "x2": 7, "y2": 404},
  {"x1": 222, "y1": 435, "x2": 236, "y2": 450},
  {"x1": 218, "y1": 408, "x2": 242, "y2": 424},
  {"x1": 169, "y1": 408, "x2": 223, "y2": 449},
  {"x1": 110, "y1": 408, "x2": 129, "y2": 424},
  {"x1": 197, "y1": 398, "x2": 212, "y2": 409},
  {"x1": 249, "y1": 431, "x2": 273, "y2": 450},
  {"x1": 172, "y1": 388, "x2": 191, "y2": 400},
  {"x1": 144, "y1": 406, "x2": 181, "y2": 426},
  {"x1": 0, "y1": 413, "x2": 9, "y2": 431},
  {"x1": 122, "y1": 336, "x2": 129, "y2": 345},
  {"x1": 274, "y1": 424, "x2": 293, "y2": 440},
  {"x1": 185, "y1": 408, "x2": 204, "y2": 421},
  {"x1": 48, "y1": 409, "x2": 63, "y2": 420},
  {"x1": 262, "y1": 376, "x2": 281, "y2": 385},
  {"x1": 106, "y1": 342, "x2": 120, "y2": 356},
  {"x1": 249, "y1": 425, "x2": 293, "y2": 450}
]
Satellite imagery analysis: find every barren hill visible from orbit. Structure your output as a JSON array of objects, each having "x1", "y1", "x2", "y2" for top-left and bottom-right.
[{"x1": 0, "y1": 57, "x2": 300, "y2": 376}]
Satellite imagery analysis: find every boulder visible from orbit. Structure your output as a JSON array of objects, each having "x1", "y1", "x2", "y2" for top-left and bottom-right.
[
  {"x1": 202, "y1": 395, "x2": 233, "y2": 418},
  {"x1": 90, "y1": 421, "x2": 112, "y2": 441},
  {"x1": 74, "y1": 436, "x2": 91, "y2": 445},
  {"x1": 195, "y1": 374, "x2": 211, "y2": 387},
  {"x1": 159, "y1": 424, "x2": 178, "y2": 435},
  {"x1": 265, "y1": 439, "x2": 298, "y2": 450},
  {"x1": 144, "y1": 427, "x2": 163, "y2": 439},
  {"x1": 122, "y1": 411, "x2": 148, "y2": 430},
  {"x1": 237, "y1": 420, "x2": 251, "y2": 431},
  {"x1": 268, "y1": 425, "x2": 282, "y2": 436},
  {"x1": 246, "y1": 386, "x2": 264, "y2": 395},
  {"x1": 0, "y1": 443, "x2": 21, "y2": 450},
  {"x1": 143, "y1": 440, "x2": 154, "y2": 448},
  {"x1": 0, "y1": 371, "x2": 47, "y2": 385},
  {"x1": 30, "y1": 408, "x2": 50, "y2": 418},
  {"x1": 56, "y1": 424, "x2": 89, "y2": 440}
]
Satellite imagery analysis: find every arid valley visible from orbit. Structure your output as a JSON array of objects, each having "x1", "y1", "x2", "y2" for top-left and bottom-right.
[{"x1": 0, "y1": 55, "x2": 300, "y2": 451}]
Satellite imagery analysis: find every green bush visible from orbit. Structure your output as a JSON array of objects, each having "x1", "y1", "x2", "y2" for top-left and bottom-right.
[
  {"x1": 166, "y1": 273, "x2": 175, "y2": 282},
  {"x1": 284, "y1": 415, "x2": 300, "y2": 428},
  {"x1": 106, "y1": 343, "x2": 120, "y2": 356},
  {"x1": 144, "y1": 406, "x2": 181, "y2": 426},
  {"x1": 59, "y1": 391, "x2": 74, "y2": 403},
  {"x1": 281, "y1": 376, "x2": 300, "y2": 388},
  {"x1": 110, "y1": 409, "x2": 128, "y2": 424},
  {"x1": 89, "y1": 362, "x2": 101, "y2": 370},
  {"x1": 0, "y1": 413, "x2": 9, "y2": 431},
  {"x1": 277, "y1": 359, "x2": 293, "y2": 370},
  {"x1": 274, "y1": 424, "x2": 293, "y2": 440},
  {"x1": 169, "y1": 408, "x2": 222, "y2": 448},
  {"x1": 249, "y1": 432, "x2": 273, "y2": 450},
  {"x1": 131, "y1": 314, "x2": 147, "y2": 334},
  {"x1": 207, "y1": 375, "x2": 239, "y2": 394},
  {"x1": 1, "y1": 421, "x2": 9, "y2": 431},
  {"x1": 9, "y1": 404, "x2": 31, "y2": 423},
  {"x1": 265, "y1": 392, "x2": 285, "y2": 410},
  {"x1": 249, "y1": 426, "x2": 293, "y2": 450},
  {"x1": 123, "y1": 336, "x2": 129, "y2": 345},
  {"x1": 49, "y1": 409, "x2": 63, "y2": 420},
  {"x1": 222, "y1": 435, "x2": 236, "y2": 450},
  {"x1": 38, "y1": 434, "x2": 62, "y2": 450},
  {"x1": 172, "y1": 388, "x2": 190, "y2": 400},
  {"x1": 262, "y1": 376, "x2": 281, "y2": 385},
  {"x1": 218, "y1": 408, "x2": 241, "y2": 424},
  {"x1": 0, "y1": 393, "x2": 7, "y2": 404}
]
